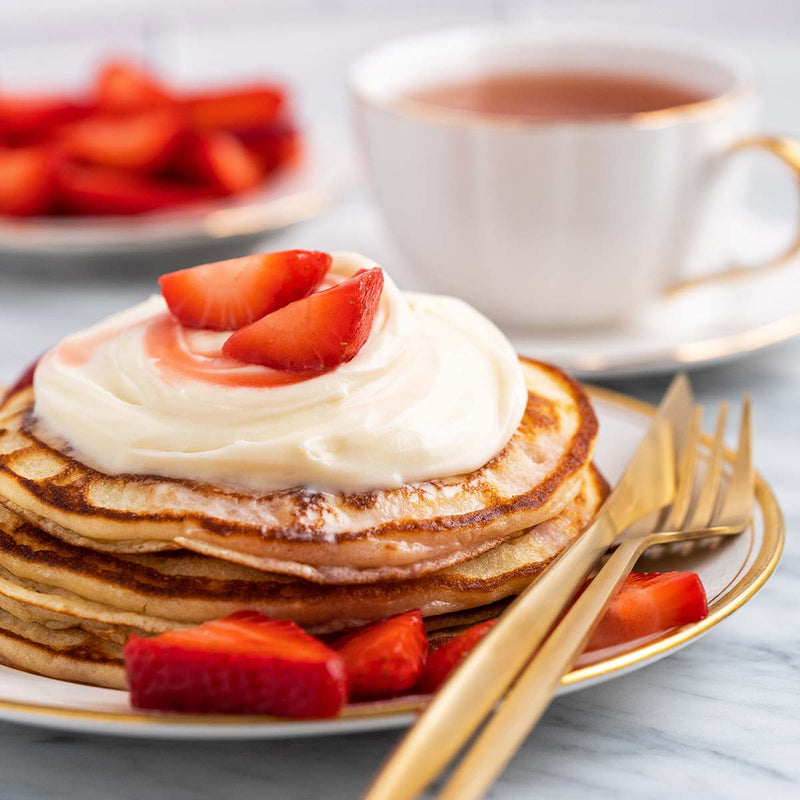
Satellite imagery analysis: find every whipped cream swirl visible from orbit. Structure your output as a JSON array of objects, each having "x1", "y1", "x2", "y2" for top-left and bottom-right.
[{"x1": 33, "y1": 253, "x2": 528, "y2": 493}]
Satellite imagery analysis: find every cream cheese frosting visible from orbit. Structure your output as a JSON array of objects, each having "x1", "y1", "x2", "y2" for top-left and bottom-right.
[{"x1": 33, "y1": 252, "x2": 528, "y2": 493}]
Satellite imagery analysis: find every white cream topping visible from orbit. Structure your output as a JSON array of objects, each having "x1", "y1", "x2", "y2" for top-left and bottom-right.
[{"x1": 33, "y1": 253, "x2": 528, "y2": 493}]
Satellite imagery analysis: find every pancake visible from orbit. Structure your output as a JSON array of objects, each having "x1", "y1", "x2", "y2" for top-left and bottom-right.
[
  {"x1": 0, "y1": 606, "x2": 125, "y2": 689},
  {"x1": 0, "y1": 359, "x2": 597, "y2": 584},
  {"x1": 0, "y1": 466, "x2": 606, "y2": 636}
]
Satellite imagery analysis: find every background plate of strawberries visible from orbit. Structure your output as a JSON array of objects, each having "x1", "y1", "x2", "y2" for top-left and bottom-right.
[
  {"x1": 0, "y1": 60, "x2": 349, "y2": 276},
  {"x1": 0, "y1": 386, "x2": 782, "y2": 738}
]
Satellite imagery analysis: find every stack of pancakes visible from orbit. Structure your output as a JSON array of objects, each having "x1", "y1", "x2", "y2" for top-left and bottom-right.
[{"x1": 0, "y1": 359, "x2": 604, "y2": 690}]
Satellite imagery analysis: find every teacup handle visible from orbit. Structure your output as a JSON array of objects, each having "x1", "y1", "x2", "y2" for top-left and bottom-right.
[{"x1": 665, "y1": 135, "x2": 800, "y2": 295}]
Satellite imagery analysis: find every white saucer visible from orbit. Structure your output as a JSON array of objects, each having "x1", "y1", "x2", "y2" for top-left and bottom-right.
[{"x1": 510, "y1": 217, "x2": 800, "y2": 378}]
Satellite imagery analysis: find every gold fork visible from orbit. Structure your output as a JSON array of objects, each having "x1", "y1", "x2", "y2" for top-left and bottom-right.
[
  {"x1": 435, "y1": 395, "x2": 753, "y2": 800},
  {"x1": 363, "y1": 375, "x2": 688, "y2": 800}
]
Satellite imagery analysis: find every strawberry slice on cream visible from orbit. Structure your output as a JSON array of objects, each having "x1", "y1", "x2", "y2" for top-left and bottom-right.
[
  {"x1": 222, "y1": 267, "x2": 384, "y2": 372},
  {"x1": 159, "y1": 251, "x2": 332, "y2": 331}
]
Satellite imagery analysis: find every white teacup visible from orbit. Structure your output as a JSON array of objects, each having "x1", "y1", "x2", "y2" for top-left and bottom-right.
[{"x1": 351, "y1": 26, "x2": 800, "y2": 328}]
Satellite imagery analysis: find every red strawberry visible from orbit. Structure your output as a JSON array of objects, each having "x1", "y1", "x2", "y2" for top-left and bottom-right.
[
  {"x1": 235, "y1": 121, "x2": 300, "y2": 174},
  {"x1": 182, "y1": 86, "x2": 284, "y2": 131},
  {"x1": 0, "y1": 94, "x2": 87, "y2": 143},
  {"x1": 1, "y1": 356, "x2": 41, "y2": 403},
  {"x1": 62, "y1": 109, "x2": 184, "y2": 172},
  {"x1": 159, "y1": 250, "x2": 331, "y2": 331},
  {"x1": 417, "y1": 620, "x2": 496, "y2": 693},
  {"x1": 57, "y1": 163, "x2": 212, "y2": 215},
  {"x1": 123, "y1": 611, "x2": 347, "y2": 717},
  {"x1": 180, "y1": 130, "x2": 264, "y2": 194},
  {"x1": 334, "y1": 610, "x2": 428, "y2": 699},
  {"x1": 0, "y1": 145, "x2": 60, "y2": 216},
  {"x1": 585, "y1": 571, "x2": 708, "y2": 652},
  {"x1": 222, "y1": 267, "x2": 384, "y2": 372},
  {"x1": 94, "y1": 60, "x2": 172, "y2": 112}
]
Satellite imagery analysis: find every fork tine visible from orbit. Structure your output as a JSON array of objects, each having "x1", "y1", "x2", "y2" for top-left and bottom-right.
[
  {"x1": 663, "y1": 405, "x2": 703, "y2": 531},
  {"x1": 661, "y1": 372, "x2": 694, "y2": 458},
  {"x1": 659, "y1": 374, "x2": 695, "y2": 442},
  {"x1": 688, "y1": 402, "x2": 729, "y2": 529},
  {"x1": 622, "y1": 374, "x2": 693, "y2": 539},
  {"x1": 714, "y1": 397, "x2": 754, "y2": 526}
]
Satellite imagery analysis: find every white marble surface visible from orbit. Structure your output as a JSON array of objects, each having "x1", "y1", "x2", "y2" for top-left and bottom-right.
[{"x1": 0, "y1": 193, "x2": 798, "y2": 800}]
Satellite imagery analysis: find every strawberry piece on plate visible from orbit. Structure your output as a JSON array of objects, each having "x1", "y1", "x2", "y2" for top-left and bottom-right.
[
  {"x1": 159, "y1": 250, "x2": 332, "y2": 330},
  {"x1": 334, "y1": 610, "x2": 428, "y2": 699},
  {"x1": 222, "y1": 267, "x2": 384, "y2": 372},
  {"x1": 181, "y1": 130, "x2": 264, "y2": 194},
  {"x1": 94, "y1": 59, "x2": 172, "y2": 112},
  {"x1": 62, "y1": 109, "x2": 184, "y2": 172},
  {"x1": 417, "y1": 620, "x2": 496, "y2": 693},
  {"x1": 124, "y1": 611, "x2": 348, "y2": 717},
  {"x1": 0, "y1": 94, "x2": 86, "y2": 143},
  {"x1": 585, "y1": 571, "x2": 708, "y2": 652},
  {"x1": 58, "y1": 163, "x2": 212, "y2": 215},
  {"x1": 235, "y1": 121, "x2": 300, "y2": 173},
  {"x1": 182, "y1": 86, "x2": 284, "y2": 130},
  {"x1": 0, "y1": 145, "x2": 59, "y2": 216}
]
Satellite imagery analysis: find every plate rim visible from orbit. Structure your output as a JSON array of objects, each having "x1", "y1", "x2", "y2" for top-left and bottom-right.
[{"x1": 0, "y1": 384, "x2": 784, "y2": 734}]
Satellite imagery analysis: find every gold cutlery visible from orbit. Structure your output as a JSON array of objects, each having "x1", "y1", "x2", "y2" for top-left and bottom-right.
[
  {"x1": 364, "y1": 375, "x2": 688, "y2": 800},
  {"x1": 436, "y1": 394, "x2": 753, "y2": 800}
]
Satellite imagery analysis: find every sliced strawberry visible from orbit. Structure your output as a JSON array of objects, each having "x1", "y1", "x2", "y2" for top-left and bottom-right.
[
  {"x1": 585, "y1": 572, "x2": 708, "y2": 652},
  {"x1": 417, "y1": 620, "x2": 496, "y2": 693},
  {"x1": 334, "y1": 610, "x2": 428, "y2": 699},
  {"x1": 159, "y1": 250, "x2": 331, "y2": 330},
  {"x1": 222, "y1": 268, "x2": 384, "y2": 372},
  {"x1": 180, "y1": 130, "x2": 264, "y2": 194},
  {"x1": 235, "y1": 120, "x2": 300, "y2": 174},
  {"x1": 57, "y1": 163, "x2": 212, "y2": 216},
  {"x1": 62, "y1": 109, "x2": 184, "y2": 172},
  {"x1": 1, "y1": 356, "x2": 41, "y2": 404},
  {"x1": 94, "y1": 59, "x2": 172, "y2": 112},
  {"x1": 182, "y1": 86, "x2": 284, "y2": 130},
  {"x1": 0, "y1": 94, "x2": 87, "y2": 143},
  {"x1": 124, "y1": 611, "x2": 347, "y2": 717},
  {"x1": 0, "y1": 145, "x2": 60, "y2": 216}
]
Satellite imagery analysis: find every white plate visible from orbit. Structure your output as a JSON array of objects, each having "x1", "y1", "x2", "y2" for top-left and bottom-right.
[
  {"x1": 0, "y1": 386, "x2": 783, "y2": 738},
  {"x1": 0, "y1": 129, "x2": 351, "y2": 277},
  {"x1": 510, "y1": 217, "x2": 800, "y2": 378}
]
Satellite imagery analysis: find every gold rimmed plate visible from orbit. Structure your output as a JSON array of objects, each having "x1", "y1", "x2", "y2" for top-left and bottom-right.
[{"x1": 0, "y1": 385, "x2": 783, "y2": 738}]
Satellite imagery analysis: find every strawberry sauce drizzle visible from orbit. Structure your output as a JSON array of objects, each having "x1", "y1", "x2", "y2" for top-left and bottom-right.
[
  {"x1": 53, "y1": 311, "x2": 324, "y2": 387},
  {"x1": 56, "y1": 320, "x2": 133, "y2": 366},
  {"x1": 143, "y1": 313, "x2": 320, "y2": 387}
]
